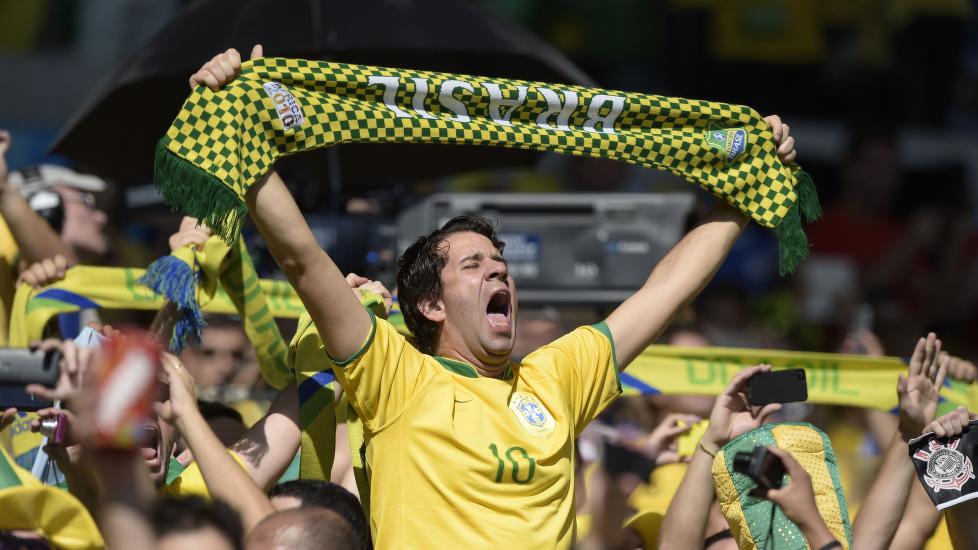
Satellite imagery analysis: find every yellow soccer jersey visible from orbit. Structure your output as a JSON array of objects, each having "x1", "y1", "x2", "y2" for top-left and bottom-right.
[{"x1": 329, "y1": 313, "x2": 621, "y2": 549}]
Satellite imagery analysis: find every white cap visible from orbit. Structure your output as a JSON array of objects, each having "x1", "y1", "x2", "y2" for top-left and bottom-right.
[{"x1": 8, "y1": 164, "x2": 108, "y2": 196}]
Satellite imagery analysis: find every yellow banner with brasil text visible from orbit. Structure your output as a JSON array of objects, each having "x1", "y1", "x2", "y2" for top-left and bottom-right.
[{"x1": 624, "y1": 345, "x2": 978, "y2": 413}]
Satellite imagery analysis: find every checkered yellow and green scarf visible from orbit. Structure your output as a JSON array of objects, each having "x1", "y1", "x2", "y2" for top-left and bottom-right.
[{"x1": 155, "y1": 58, "x2": 821, "y2": 273}]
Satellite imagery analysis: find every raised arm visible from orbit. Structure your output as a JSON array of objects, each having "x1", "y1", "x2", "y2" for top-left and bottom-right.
[
  {"x1": 852, "y1": 333, "x2": 947, "y2": 550},
  {"x1": 660, "y1": 365, "x2": 780, "y2": 549},
  {"x1": 229, "y1": 382, "x2": 301, "y2": 489},
  {"x1": 0, "y1": 130, "x2": 77, "y2": 266},
  {"x1": 191, "y1": 47, "x2": 371, "y2": 360},
  {"x1": 605, "y1": 116, "x2": 796, "y2": 368},
  {"x1": 159, "y1": 354, "x2": 275, "y2": 532}
]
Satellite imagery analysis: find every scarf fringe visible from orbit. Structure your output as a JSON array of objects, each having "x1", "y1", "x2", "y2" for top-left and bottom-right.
[
  {"x1": 773, "y1": 170, "x2": 822, "y2": 275},
  {"x1": 795, "y1": 170, "x2": 823, "y2": 223},
  {"x1": 153, "y1": 139, "x2": 247, "y2": 245},
  {"x1": 138, "y1": 255, "x2": 206, "y2": 353}
]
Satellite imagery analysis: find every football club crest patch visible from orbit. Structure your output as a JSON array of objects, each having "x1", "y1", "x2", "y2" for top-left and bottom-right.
[
  {"x1": 509, "y1": 392, "x2": 555, "y2": 438},
  {"x1": 913, "y1": 438, "x2": 975, "y2": 493},
  {"x1": 705, "y1": 123, "x2": 749, "y2": 164}
]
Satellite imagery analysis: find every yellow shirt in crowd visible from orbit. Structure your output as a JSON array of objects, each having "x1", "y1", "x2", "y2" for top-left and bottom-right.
[
  {"x1": 0, "y1": 217, "x2": 19, "y2": 346},
  {"x1": 330, "y1": 312, "x2": 621, "y2": 549}
]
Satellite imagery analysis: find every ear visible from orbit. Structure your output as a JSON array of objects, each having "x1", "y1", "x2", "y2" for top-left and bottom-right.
[{"x1": 419, "y1": 297, "x2": 446, "y2": 323}]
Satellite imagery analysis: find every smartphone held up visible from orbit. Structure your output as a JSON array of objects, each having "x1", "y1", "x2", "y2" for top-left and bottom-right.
[{"x1": 748, "y1": 368, "x2": 808, "y2": 406}]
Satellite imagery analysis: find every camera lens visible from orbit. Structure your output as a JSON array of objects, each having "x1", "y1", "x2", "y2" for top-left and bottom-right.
[{"x1": 39, "y1": 417, "x2": 59, "y2": 438}]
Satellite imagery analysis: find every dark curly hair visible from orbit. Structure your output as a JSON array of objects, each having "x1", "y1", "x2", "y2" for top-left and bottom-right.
[{"x1": 396, "y1": 216, "x2": 505, "y2": 354}]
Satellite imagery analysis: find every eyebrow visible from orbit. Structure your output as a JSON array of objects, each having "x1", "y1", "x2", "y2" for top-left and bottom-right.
[{"x1": 458, "y1": 252, "x2": 507, "y2": 265}]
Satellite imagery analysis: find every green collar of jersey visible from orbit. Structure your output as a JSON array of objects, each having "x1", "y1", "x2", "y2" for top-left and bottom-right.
[
  {"x1": 434, "y1": 356, "x2": 514, "y2": 380},
  {"x1": 165, "y1": 456, "x2": 186, "y2": 486}
]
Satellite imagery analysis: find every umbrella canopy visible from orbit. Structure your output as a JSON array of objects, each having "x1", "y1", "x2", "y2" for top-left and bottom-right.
[{"x1": 51, "y1": 0, "x2": 594, "y2": 183}]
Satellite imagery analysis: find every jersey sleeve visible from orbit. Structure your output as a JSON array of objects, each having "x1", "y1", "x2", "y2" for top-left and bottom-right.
[
  {"x1": 327, "y1": 311, "x2": 436, "y2": 432},
  {"x1": 162, "y1": 451, "x2": 248, "y2": 498},
  {"x1": 527, "y1": 323, "x2": 621, "y2": 434}
]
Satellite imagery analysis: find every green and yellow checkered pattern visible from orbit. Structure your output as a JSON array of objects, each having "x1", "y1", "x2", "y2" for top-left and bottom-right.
[{"x1": 156, "y1": 57, "x2": 818, "y2": 272}]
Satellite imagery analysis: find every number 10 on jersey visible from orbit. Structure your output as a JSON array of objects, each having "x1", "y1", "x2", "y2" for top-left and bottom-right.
[{"x1": 489, "y1": 443, "x2": 536, "y2": 484}]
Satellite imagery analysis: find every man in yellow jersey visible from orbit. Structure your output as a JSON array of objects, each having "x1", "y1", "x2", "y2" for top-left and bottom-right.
[{"x1": 192, "y1": 46, "x2": 798, "y2": 548}]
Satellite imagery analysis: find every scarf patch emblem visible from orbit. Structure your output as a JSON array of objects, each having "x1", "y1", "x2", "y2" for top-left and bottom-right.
[
  {"x1": 913, "y1": 438, "x2": 976, "y2": 492},
  {"x1": 706, "y1": 123, "x2": 748, "y2": 164},
  {"x1": 509, "y1": 392, "x2": 555, "y2": 438},
  {"x1": 263, "y1": 82, "x2": 305, "y2": 130}
]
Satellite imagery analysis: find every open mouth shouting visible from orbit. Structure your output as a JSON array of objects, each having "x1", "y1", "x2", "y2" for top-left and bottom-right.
[
  {"x1": 486, "y1": 289, "x2": 512, "y2": 333},
  {"x1": 141, "y1": 421, "x2": 165, "y2": 482}
]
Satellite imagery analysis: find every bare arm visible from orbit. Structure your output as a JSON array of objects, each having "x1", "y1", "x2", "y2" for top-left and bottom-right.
[
  {"x1": 229, "y1": 383, "x2": 302, "y2": 489},
  {"x1": 889, "y1": 482, "x2": 941, "y2": 550},
  {"x1": 161, "y1": 355, "x2": 275, "y2": 532},
  {"x1": 659, "y1": 443, "x2": 715, "y2": 549},
  {"x1": 0, "y1": 130, "x2": 77, "y2": 266},
  {"x1": 605, "y1": 202, "x2": 747, "y2": 367},
  {"x1": 190, "y1": 47, "x2": 371, "y2": 360},
  {"x1": 91, "y1": 451, "x2": 157, "y2": 550},
  {"x1": 246, "y1": 171, "x2": 371, "y2": 359},
  {"x1": 853, "y1": 333, "x2": 948, "y2": 550},
  {"x1": 660, "y1": 365, "x2": 780, "y2": 549},
  {"x1": 606, "y1": 116, "x2": 795, "y2": 368},
  {"x1": 852, "y1": 433, "x2": 917, "y2": 550},
  {"x1": 946, "y1": 498, "x2": 978, "y2": 549}
]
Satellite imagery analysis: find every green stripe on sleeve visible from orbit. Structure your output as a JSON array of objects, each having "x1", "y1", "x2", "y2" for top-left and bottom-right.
[
  {"x1": 329, "y1": 310, "x2": 378, "y2": 367},
  {"x1": 591, "y1": 321, "x2": 621, "y2": 391}
]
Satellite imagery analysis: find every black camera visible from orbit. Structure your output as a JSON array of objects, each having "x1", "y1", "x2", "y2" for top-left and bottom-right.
[{"x1": 732, "y1": 446, "x2": 785, "y2": 490}]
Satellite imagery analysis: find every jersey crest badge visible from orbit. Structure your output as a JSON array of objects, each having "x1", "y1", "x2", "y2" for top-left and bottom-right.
[
  {"x1": 509, "y1": 392, "x2": 556, "y2": 438},
  {"x1": 913, "y1": 438, "x2": 976, "y2": 492}
]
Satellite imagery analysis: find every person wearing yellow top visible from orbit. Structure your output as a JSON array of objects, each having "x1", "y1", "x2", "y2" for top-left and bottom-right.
[
  {"x1": 194, "y1": 47, "x2": 798, "y2": 549},
  {"x1": 0, "y1": 130, "x2": 78, "y2": 346}
]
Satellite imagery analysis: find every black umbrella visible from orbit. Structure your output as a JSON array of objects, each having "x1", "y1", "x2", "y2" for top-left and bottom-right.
[{"x1": 51, "y1": 0, "x2": 594, "y2": 183}]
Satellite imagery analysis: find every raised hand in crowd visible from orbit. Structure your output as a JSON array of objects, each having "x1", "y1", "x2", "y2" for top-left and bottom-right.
[
  {"x1": 946, "y1": 355, "x2": 977, "y2": 383},
  {"x1": 156, "y1": 353, "x2": 276, "y2": 532},
  {"x1": 189, "y1": 45, "x2": 263, "y2": 91},
  {"x1": 701, "y1": 364, "x2": 781, "y2": 453},
  {"x1": 760, "y1": 447, "x2": 839, "y2": 548},
  {"x1": 17, "y1": 253, "x2": 69, "y2": 289},
  {"x1": 169, "y1": 216, "x2": 212, "y2": 252},
  {"x1": 853, "y1": 332, "x2": 948, "y2": 550},
  {"x1": 0, "y1": 129, "x2": 77, "y2": 266},
  {"x1": 660, "y1": 365, "x2": 780, "y2": 550},
  {"x1": 2, "y1": 333, "x2": 106, "y2": 433},
  {"x1": 921, "y1": 407, "x2": 978, "y2": 550},
  {"x1": 28, "y1": 407, "x2": 100, "y2": 512},
  {"x1": 764, "y1": 115, "x2": 797, "y2": 164},
  {"x1": 926, "y1": 405, "x2": 977, "y2": 438},
  {"x1": 345, "y1": 272, "x2": 394, "y2": 316},
  {"x1": 640, "y1": 413, "x2": 699, "y2": 466},
  {"x1": 898, "y1": 333, "x2": 949, "y2": 440}
]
